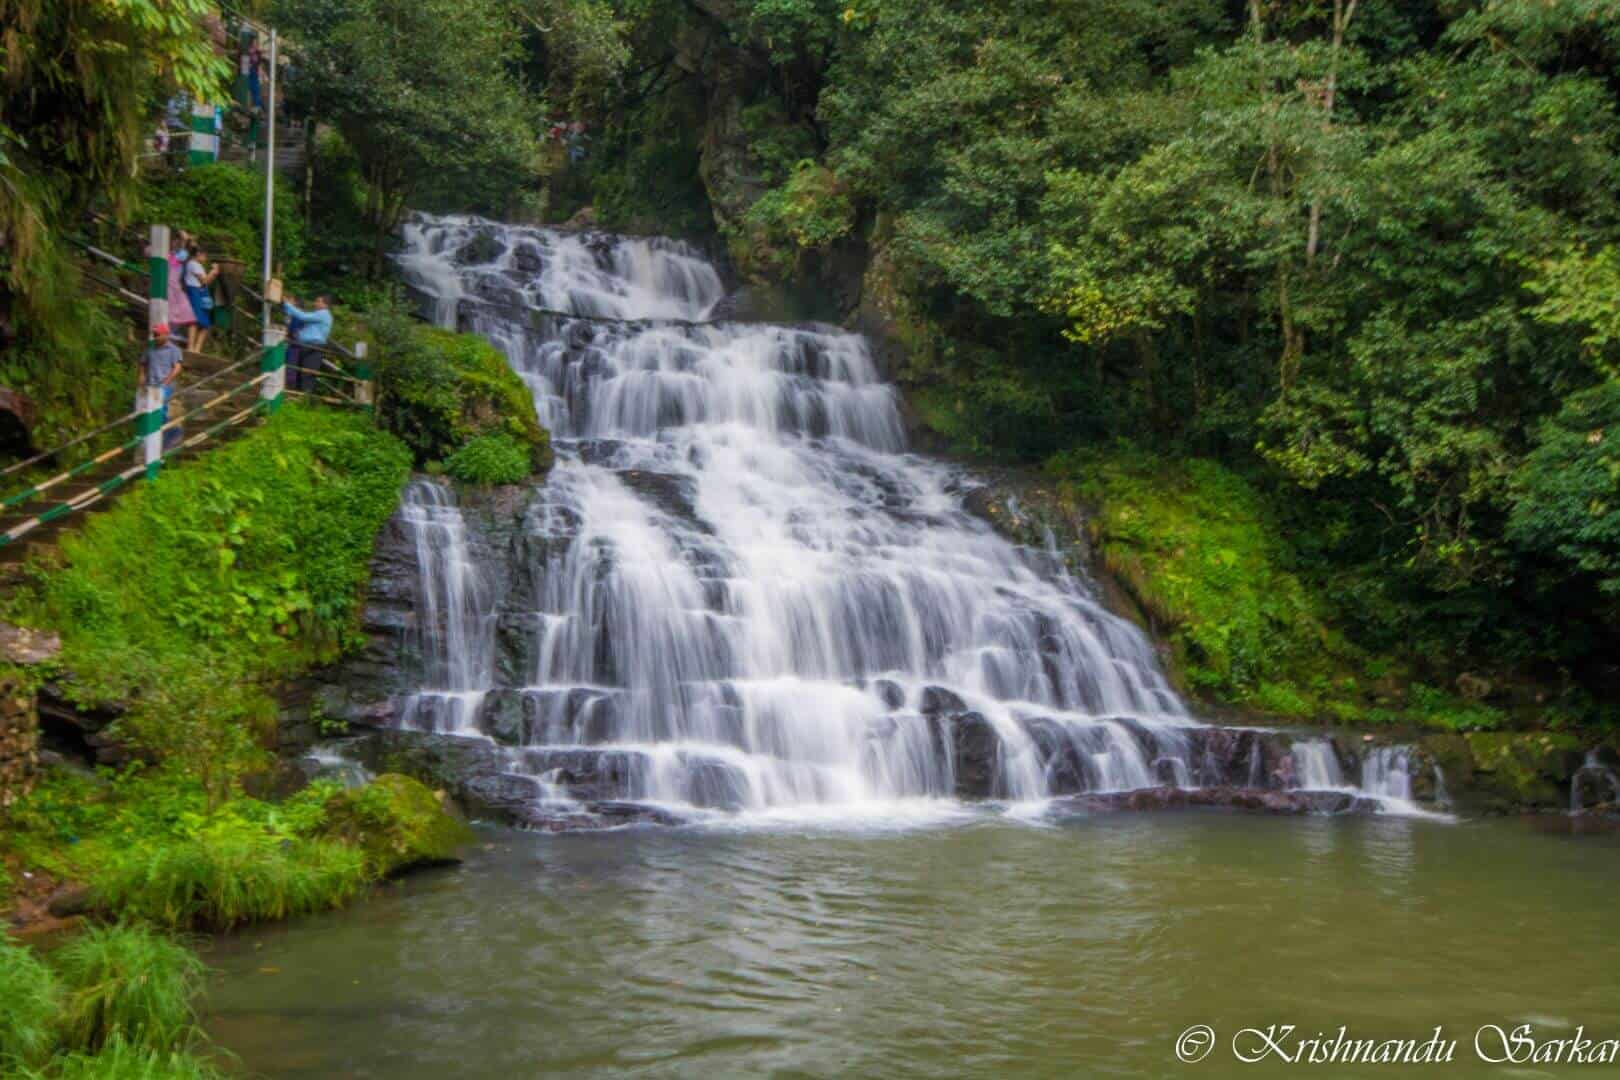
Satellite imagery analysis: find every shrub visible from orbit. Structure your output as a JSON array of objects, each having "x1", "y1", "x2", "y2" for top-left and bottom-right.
[
  {"x1": 364, "y1": 294, "x2": 551, "y2": 470},
  {"x1": 31, "y1": 1036, "x2": 227, "y2": 1079},
  {"x1": 52, "y1": 925, "x2": 205, "y2": 1056},
  {"x1": 0, "y1": 936, "x2": 60, "y2": 1070},
  {"x1": 138, "y1": 163, "x2": 304, "y2": 284},
  {"x1": 445, "y1": 432, "x2": 533, "y2": 486},
  {"x1": 91, "y1": 833, "x2": 370, "y2": 931}
]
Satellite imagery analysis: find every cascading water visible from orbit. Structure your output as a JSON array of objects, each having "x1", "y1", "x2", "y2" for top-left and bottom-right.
[
  {"x1": 384, "y1": 214, "x2": 1434, "y2": 823},
  {"x1": 396, "y1": 479, "x2": 496, "y2": 734}
]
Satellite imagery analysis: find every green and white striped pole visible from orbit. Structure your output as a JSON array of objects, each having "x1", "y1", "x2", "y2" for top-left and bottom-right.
[
  {"x1": 140, "y1": 226, "x2": 171, "y2": 479},
  {"x1": 188, "y1": 99, "x2": 219, "y2": 165},
  {"x1": 261, "y1": 325, "x2": 287, "y2": 413}
]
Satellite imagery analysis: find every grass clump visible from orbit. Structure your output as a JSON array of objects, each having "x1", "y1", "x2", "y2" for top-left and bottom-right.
[
  {"x1": 445, "y1": 432, "x2": 534, "y2": 486},
  {"x1": 0, "y1": 936, "x2": 61, "y2": 1071},
  {"x1": 32, "y1": 1036, "x2": 228, "y2": 1079},
  {"x1": 1, "y1": 929, "x2": 225, "y2": 1079},
  {"x1": 93, "y1": 832, "x2": 369, "y2": 931},
  {"x1": 52, "y1": 924, "x2": 205, "y2": 1057}
]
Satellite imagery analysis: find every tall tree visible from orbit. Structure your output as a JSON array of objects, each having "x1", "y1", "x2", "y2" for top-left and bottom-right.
[{"x1": 274, "y1": 0, "x2": 541, "y2": 265}]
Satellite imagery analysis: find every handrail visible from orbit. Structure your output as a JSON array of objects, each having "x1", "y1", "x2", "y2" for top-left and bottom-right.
[{"x1": 0, "y1": 409, "x2": 141, "y2": 479}]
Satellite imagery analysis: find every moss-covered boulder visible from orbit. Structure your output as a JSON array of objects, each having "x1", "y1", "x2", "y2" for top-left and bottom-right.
[
  {"x1": 319, "y1": 774, "x2": 474, "y2": 877},
  {"x1": 370, "y1": 306, "x2": 551, "y2": 477}
]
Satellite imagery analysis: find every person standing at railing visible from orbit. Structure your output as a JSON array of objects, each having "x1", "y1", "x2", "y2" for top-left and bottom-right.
[
  {"x1": 283, "y1": 295, "x2": 333, "y2": 393},
  {"x1": 167, "y1": 232, "x2": 196, "y2": 340},
  {"x1": 183, "y1": 245, "x2": 221, "y2": 353},
  {"x1": 141, "y1": 325, "x2": 185, "y2": 449}
]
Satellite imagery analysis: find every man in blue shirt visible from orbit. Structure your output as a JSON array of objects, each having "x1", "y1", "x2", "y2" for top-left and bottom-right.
[{"x1": 284, "y1": 294, "x2": 333, "y2": 392}]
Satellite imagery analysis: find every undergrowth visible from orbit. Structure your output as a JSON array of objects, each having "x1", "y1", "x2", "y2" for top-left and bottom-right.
[
  {"x1": 1050, "y1": 446, "x2": 1506, "y2": 731},
  {"x1": 1, "y1": 926, "x2": 221, "y2": 1078}
]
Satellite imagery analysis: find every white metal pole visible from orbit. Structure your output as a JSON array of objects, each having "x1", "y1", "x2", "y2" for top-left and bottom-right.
[{"x1": 262, "y1": 28, "x2": 278, "y2": 338}]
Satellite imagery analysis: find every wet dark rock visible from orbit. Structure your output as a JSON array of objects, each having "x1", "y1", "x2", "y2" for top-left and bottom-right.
[
  {"x1": 919, "y1": 686, "x2": 967, "y2": 717},
  {"x1": 617, "y1": 470, "x2": 704, "y2": 528},
  {"x1": 938, "y1": 711, "x2": 1000, "y2": 798},
  {"x1": 1052, "y1": 786, "x2": 1378, "y2": 816},
  {"x1": 453, "y1": 231, "x2": 506, "y2": 267},
  {"x1": 46, "y1": 883, "x2": 93, "y2": 918},
  {"x1": 871, "y1": 679, "x2": 905, "y2": 710}
]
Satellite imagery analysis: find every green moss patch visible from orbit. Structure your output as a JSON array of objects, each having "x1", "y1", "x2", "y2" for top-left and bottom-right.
[{"x1": 318, "y1": 773, "x2": 472, "y2": 878}]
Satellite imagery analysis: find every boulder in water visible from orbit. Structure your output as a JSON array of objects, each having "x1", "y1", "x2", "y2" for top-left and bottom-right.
[{"x1": 319, "y1": 773, "x2": 474, "y2": 877}]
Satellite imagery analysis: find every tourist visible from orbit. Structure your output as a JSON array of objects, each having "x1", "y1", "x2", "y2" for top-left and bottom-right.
[
  {"x1": 140, "y1": 324, "x2": 184, "y2": 449},
  {"x1": 247, "y1": 38, "x2": 265, "y2": 111},
  {"x1": 166, "y1": 232, "x2": 196, "y2": 342},
  {"x1": 183, "y1": 246, "x2": 220, "y2": 353},
  {"x1": 283, "y1": 294, "x2": 333, "y2": 393}
]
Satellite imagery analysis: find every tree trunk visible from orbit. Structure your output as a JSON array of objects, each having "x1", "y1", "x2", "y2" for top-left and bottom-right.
[{"x1": 1306, "y1": 0, "x2": 1358, "y2": 265}]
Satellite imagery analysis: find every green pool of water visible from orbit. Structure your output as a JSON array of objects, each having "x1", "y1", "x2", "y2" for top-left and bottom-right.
[{"x1": 205, "y1": 810, "x2": 1620, "y2": 1077}]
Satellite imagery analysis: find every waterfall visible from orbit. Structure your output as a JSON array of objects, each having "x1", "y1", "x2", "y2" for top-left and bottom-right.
[
  {"x1": 382, "y1": 214, "x2": 1440, "y2": 823},
  {"x1": 396, "y1": 479, "x2": 496, "y2": 734},
  {"x1": 1288, "y1": 740, "x2": 1348, "y2": 791}
]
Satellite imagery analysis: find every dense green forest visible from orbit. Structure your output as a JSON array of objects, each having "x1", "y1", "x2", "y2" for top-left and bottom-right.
[
  {"x1": 3, "y1": 0, "x2": 1619, "y2": 725},
  {"x1": 536, "y1": 0, "x2": 1620, "y2": 724}
]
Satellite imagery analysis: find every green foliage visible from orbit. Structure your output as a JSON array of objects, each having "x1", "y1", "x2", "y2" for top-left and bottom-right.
[
  {"x1": 1508, "y1": 380, "x2": 1620, "y2": 598},
  {"x1": 13, "y1": 407, "x2": 409, "y2": 698},
  {"x1": 138, "y1": 163, "x2": 305, "y2": 285},
  {"x1": 446, "y1": 433, "x2": 534, "y2": 486},
  {"x1": 365, "y1": 296, "x2": 550, "y2": 469},
  {"x1": 0, "y1": 255, "x2": 129, "y2": 453},
  {"x1": 1052, "y1": 448, "x2": 1352, "y2": 711},
  {"x1": 52, "y1": 925, "x2": 205, "y2": 1057},
  {"x1": 0, "y1": 0, "x2": 228, "y2": 328},
  {"x1": 0, "y1": 936, "x2": 61, "y2": 1071},
  {"x1": 740, "y1": 162, "x2": 855, "y2": 273},
  {"x1": 274, "y1": 0, "x2": 541, "y2": 248}
]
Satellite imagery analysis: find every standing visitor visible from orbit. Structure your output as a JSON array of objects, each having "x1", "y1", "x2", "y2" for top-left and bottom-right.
[
  {"x1": 283, "y1": 295, "x2": 333, "y2": 392},
  {"x1": 166, "y1": 232, "x2": 196, "y2": 342},
  {"x1": 141, "y1": 325, "x2": 184, "y2": 449},
  {"x1": 247, "y1": 38, "x2": 265, "y2": 111},
  {"x1": 183, "y1": 246, "x2": 220, "y2": 353}
]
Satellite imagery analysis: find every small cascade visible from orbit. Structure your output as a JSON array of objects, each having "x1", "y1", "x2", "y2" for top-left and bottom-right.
[
  {"x1": 396, "y1": 480, "x2": 496, "y2": 734},
  {"x1": 373, "y1": 213, "x2": 1454, "y2": 825},
  {"x1": 1288, "y1": 739, "x2": 1349, "y2": 791},
  {"x1": 1570, "y1": 750, "x2": 1620, "y2": 813},
  {"x1": 1360, "y1": 746, "x2": 1414, "y2": 802}
]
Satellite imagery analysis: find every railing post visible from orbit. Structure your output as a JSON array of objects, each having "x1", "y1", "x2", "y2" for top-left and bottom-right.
[
  {"x1": 147, "y1": 225, "x2": 170, "y2": 331},
  {"x1": 141, "y1": 225, "x2": 172, "y2": 480},
  {"x1": 353, "y1": 341, "x2": 374, "y2": 408},
  {"x1": 188, "y1": 99, "x2": 219, "y2": 165},
  {"x1": 261, "y1": 325, "x2": 287, "y2": 413}
]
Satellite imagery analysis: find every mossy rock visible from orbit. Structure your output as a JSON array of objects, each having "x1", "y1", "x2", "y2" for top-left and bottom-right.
[
  {"x1": 375, "y1": 322, "x2": 551, "y2": 476},
  {"x1": 1417, "y1": 732, "x2": 1584, "y2": 814},
  {"x1": 320, "y1": 774, "x2": 473, "y2": 877}
]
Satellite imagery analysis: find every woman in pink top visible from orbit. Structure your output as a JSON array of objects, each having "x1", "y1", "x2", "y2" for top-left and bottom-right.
[{"x1": 167, "y1": 233, "x2": 196, "y2": 332}]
